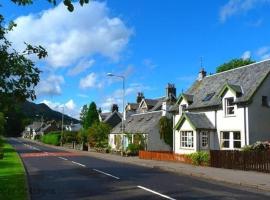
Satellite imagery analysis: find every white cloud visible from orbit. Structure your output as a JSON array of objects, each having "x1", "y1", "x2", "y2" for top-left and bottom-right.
[
  {"x1": 256, "y1": 46, "x2": 270, "y2": 60},
  {"x1": 36, "y1": 74, "x2": 64, "y2": 96},
  {"x1": 40, "y1": 99, "x2": 79, "y2": 119},
  {"x1": 241, "y1": 50, "x2": 251, "y2": 60},
  {"x1": 7, "y1": 1, "x2": 132, "y2": 68},
  {"x1": 220, "y1": 0, "x2": 270, "y2": 22},
  {"x1": 68, "y1": 59, "x2": 95, "y2": 76},
  {"x1": 79, "y1": 72, "x2": 102, "y2": 89}
]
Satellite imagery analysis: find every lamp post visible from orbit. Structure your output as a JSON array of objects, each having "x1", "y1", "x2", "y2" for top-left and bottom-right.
[{"x1": 107, "y1": 73, "x2": 125, "y2": 154}]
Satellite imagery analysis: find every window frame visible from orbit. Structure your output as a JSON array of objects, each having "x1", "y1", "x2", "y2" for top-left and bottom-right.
[
  {"x1": 180, "y1": 131, "x2": 194, "y2": 149},
  {"x1": 220, "y1": 131, "x2": 241, "y2": 149},
  {"x1": 200, "y1": 131, "x2": 209, "y2": 148},
  {"x1": 224, "y1": 97, "x2": 235, "y2": 116}
]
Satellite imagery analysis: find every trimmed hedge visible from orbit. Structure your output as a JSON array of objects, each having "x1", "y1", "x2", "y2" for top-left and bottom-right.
[{"x1": 41, "y1": 132, "x2": 61, "y2": 146}]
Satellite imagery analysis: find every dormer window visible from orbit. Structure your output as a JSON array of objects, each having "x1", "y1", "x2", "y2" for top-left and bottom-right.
[{"x1": 225, "y1": 97, "x2": 235, "y2": 116}]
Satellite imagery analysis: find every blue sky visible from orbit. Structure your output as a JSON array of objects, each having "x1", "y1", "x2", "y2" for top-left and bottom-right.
[{"x1": 2, "y1": 0, "x2": 270, "y2": 119}]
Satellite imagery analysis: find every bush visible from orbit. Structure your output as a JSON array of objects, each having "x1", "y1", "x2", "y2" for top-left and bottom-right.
[
  {"x1": 41, "y1": 132, "x2": 61, "y2": 146},
  {"x1": 187, "y1": 151, "x2": 209, "y2": 166},
  {"x1": 242, "y1": 141, "x2": 270, "y2": 152},
  {"x1": 34, "y1": 134, "x2": 41, "y2": 141},
  {"x1": 126, "y1": 143, "x2": 140, "y2": 156},
  {"x1": 62, "y1": 131, "x2": 78, "y2": 144}
]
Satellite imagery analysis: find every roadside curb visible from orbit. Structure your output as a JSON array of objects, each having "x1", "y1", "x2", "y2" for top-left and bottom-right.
[{"x1": 20, "y1": 138, "x2": 270, "y2": 192}]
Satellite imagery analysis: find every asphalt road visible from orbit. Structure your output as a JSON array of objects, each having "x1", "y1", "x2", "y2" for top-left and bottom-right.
[{"x1": 9, "y1": 138, "x2": 270, "y2": 200}]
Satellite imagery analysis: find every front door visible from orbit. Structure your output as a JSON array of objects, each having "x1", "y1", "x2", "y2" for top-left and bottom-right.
[{"x1": 200, "y1": 131, "x2": 209, "y2": 150}]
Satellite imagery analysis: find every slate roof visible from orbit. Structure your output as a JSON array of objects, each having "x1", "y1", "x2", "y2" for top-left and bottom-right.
[
  {"x1": 100, "y1": 112, "x2": 111, "y2": 121},
  {"x1": 111, "y1": 111, "x2": 162, "y2": 134},
  {"x1": 182, "y1": 60, "x2": 270, "y2": 110},
  {"x1": 176, "y1": 112, "x2": 215, "y2": 130},
  {"x1": 103, "y1": 111, "x2": 122, "y2": 128},
  {"x1": 127, "y1": 103, "x2": 139, "y2": 110}
]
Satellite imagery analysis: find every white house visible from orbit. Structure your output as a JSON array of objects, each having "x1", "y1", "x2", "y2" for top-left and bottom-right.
[
  {"x1": 172, "y1": 60, "x2": 270, "y2": 154},
  {"x1": 110, "y1": 84, "x2": 177, "y2": 151}
]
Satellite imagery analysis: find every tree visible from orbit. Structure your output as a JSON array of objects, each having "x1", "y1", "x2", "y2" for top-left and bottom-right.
[
  {"x1": 0, "y1": 15, "x2": 47, "y2": 111},
  {"x1": 11, "y1": 0, "x2": 90, "y2": 12},
  {"x1": 216, "y1": 58, "x2": 255, "y2": 73},
  {"x1": 159, "y1": 116, "x2": 173, "y2": 148},
  {"x1": 0, "y1": 113, "x2": 6, "y2": 135},
  {"x1": 84, "y1": 102, "x2": 99, "y2": 129},
  {"x1": 80, "y1": 104, "x2": 88, "y2": 128},
  {"x1": 87, "y1": 122, "x2": 111, "y2": 148}
]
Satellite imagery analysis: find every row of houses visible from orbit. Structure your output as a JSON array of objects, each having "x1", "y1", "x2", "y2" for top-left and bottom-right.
[{"x1": 107, "y1": 59, "x2": 270, "y2": 154}]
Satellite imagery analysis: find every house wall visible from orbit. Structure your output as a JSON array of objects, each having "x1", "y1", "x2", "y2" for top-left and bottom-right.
[
  {"x1": 248, "y1": 74, "x2": 270, "y2": 144},
  {"x1": 175, "y1": 119, "x2": 197, "y2": 154},
  {"x1": 109, "y1": 134, "x2": 117, "y2": 149}
]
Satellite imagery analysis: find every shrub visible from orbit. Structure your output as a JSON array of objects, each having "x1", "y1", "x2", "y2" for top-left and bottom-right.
[
  {"x1": 34, "y1": 134, "x2": 41, "y2": 141},
  {"x1": 187, "y1": 151, "x2": 209, "y2": 166},
  {"x1": 62, "y1": 131, "x2": 78, "y2": 144},
  {"x1": 126, "y1": 143, "x2": 140, "y2": 156},
  {"x1": 241, "y1": 141, "x2": 270, "y2": 152},
  {"x1": 0, "y1": 137, "x2": 4, "y2": 159},
  {"x1": 41, "y1": 132, "x2": 61, "y2": 146}
]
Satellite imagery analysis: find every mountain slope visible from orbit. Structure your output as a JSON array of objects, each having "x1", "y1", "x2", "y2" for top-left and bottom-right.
[{"x1": 20, "y1": 101, "x2": 79, "y2": 124}]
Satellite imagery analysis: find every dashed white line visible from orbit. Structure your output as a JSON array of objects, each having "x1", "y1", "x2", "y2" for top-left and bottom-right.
[
  {"x1": 93, "y1": 169, "x2": 120, "y2": 180},
  {"x1": 71, "y1": 161, "x2": 86, "y2": 167},
  {"x1": 58, "y1": 157, "x2": 68, "y2": 161},
  {"x1": 137, "y1": 186, "x2": 176, "y2": 200}
]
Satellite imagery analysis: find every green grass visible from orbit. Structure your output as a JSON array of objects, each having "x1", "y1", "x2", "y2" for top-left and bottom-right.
[{"x1": 0, "y1": 138, "x2": 28, "y2": 200}]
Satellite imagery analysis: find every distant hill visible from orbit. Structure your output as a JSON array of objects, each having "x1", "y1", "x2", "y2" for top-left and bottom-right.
[{"x1": 19, "y1": 101, "x2": 80, "y2": 124}]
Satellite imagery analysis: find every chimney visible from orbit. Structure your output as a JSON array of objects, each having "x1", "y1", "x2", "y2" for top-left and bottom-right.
[
  {"x1": 198, "y1": 68, "x2": 206, "y2": 81},
  {"x1": 111, "y1": 104, "x2": 119, "y2": 112},
  {"x1": 166, "y1": 83, "x2": 176, "y2": 99},
  {"x1": 136, "y1": 92, "x2": 144, "y2": 103},
  {"x1": 98, "y1": 107, "x2": 102, "y2": 114}
]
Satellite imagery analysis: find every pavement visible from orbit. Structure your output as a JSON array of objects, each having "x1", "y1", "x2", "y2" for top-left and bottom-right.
[{"x1": 20, "y1": 137, "x2": 270, "y2": 192}]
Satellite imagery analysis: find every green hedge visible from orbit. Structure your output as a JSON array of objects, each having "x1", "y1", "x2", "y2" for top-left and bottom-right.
[
  {"x1": 0, "y1": 137, "x2": 4, "y2": 159},
  {"x1": 41, "y1": 132, "x2": 61, "y2": 146},
  {"x1": 187, "y1": 151, "x2": 209, "y2": 166}
]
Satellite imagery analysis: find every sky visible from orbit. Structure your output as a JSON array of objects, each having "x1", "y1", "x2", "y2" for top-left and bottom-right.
[{"x1": 2, "y1": 0, "x2": 270, "y2": 119}]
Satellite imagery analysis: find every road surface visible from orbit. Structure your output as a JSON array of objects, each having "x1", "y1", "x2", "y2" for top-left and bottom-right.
[{"x1": 9, "y1": 138, "x2": 270, "y2": 200}]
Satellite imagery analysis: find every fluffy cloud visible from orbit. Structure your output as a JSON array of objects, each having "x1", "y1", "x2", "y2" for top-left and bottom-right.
[
  {"x1": 36, "y1": 74, "x2": 64, "y2": 96},
  {"x1": 79, "y1": 72, "x2": 102, "y2": 89},
  {"x1": 40, "y1": 99, "x2": 79, "y2": 119},
  {"x1": 68, "y1": 59, "x2": 95, "y2": 76},
  {"x1": 7, "y1": 1, "x2": 132, "y2": 68},
  {"x1": 241, "y1": 50, "x2": 251, "y2": 60},
  {"x1": 256, "y1": 46, "x2": 270, "y2": 60},
  {"x1": 220, "y1": 0, "x2": 270, "y2": 22}
]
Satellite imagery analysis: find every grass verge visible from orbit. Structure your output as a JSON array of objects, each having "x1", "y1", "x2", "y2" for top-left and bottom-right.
[{"x1": 0, "y1": 138, "x2": 28, "y2": 200}]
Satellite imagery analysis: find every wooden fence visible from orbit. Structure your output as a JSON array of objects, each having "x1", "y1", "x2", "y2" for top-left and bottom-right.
[
  {"x1": 139, "y1": 151, "x2": 192, "y2": 164},
  {"x1": 210, "y1": 150, "x2": 270, "y2": 173}
]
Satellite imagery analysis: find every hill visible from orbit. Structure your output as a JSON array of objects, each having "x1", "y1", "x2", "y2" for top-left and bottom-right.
[{"x1": 20, "y1": 101, "x2": 80, "y2": 124}]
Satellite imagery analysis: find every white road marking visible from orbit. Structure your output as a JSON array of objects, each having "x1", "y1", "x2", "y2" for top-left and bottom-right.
[
  {"x1": 93, "y1": 169, "x2": 120, "y2": 180},
  {"x1": 58, "y1": 157, "x2": 68, "y2": 161},
  {"x1": 23, "y1": 144, "x2": 41, "y2": 151},
  {"x1": 71, "y1": 161, "x2": 86, "y2": 167},
  {"x1": 137, "y1": 186, "x2": 176, "y2": 200}
]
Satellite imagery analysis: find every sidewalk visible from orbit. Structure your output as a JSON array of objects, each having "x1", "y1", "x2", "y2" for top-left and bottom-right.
[{"x1": 21, "y1": 138, "x2": 270, "y2": 192}]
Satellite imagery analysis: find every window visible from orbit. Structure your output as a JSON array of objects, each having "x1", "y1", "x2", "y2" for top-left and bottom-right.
[
  {"x1": 233, "y1": 132, "x2": 241, "y2": 148},
  {"x1": 201, "y1": 132, "x2": 209, "y2": 148},
  {"x1": 202, "y1": 92, "x2": 215, "y2": 101},
  {"x1": 221, "y1": 131, "x2": 230, "y2": 148},
  {"x1": 225, "y1": 97, "x2": 235, "y2": 116},
  {"x1": 220, "y1": 131, "x2": 241, "y2": 149},
  {"x1": 180, "y1": 131, "x2": 194, "y2": 148},
  {"x1": 262, "y1": 96, "x2": 268, "y2": 107}
]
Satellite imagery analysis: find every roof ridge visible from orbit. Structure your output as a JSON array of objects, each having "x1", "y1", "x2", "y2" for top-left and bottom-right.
[{"x1": 205, "y1": 59, "x2": 270, "y2": 78}]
